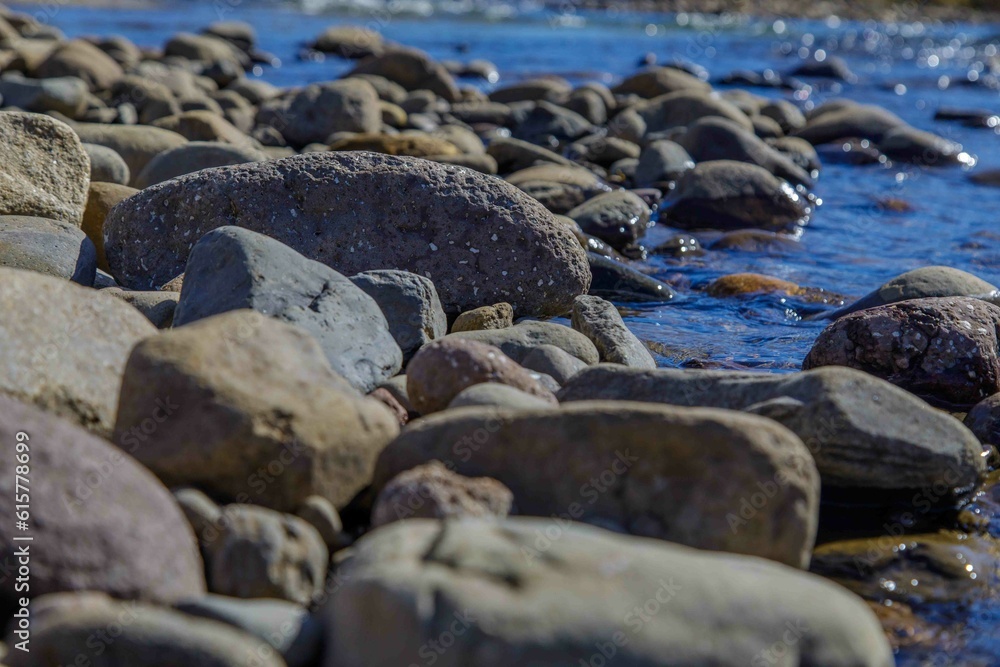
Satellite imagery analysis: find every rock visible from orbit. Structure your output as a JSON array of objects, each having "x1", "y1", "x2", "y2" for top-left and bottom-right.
[
  {"x1": 505, "y1": 162, "x2": 610, "y2": 213},
  {"x1": 521, "y1": 343, "x2": 588, "y2": 384},
  {"x1": 557, "y1": 365, "x2": 985, "y2": 491},
  {"x1": 0, "y1": 396, "x2": 204, "y2": 614},
  {"x1": 451, "y1": 302, "x2": 514, "y2": 333},
  {"x1": 72, "y1": 123, "x2": 188, "y2": 186},
  {"x1": 174, "y1": 487, "x2": 223, "y2": 541},
  {"x1": 571, "y1": 294, "x2": 655, "y2": 368},
  {"x1": 82, "y1": 142, "x2": 129, "y2": 184},
  {"x1": 768, "y1": 135, "x2": 822, "y2": 174},
  {"x1": 350, "y1": 269, "x2": 447, "y2": 363},
  {"x1": 824, "y1": 266, "x2": 1000, "y2": 320},
  {"x1": 794, "y1": 102, "x2": 905, "y2": 145},
  {"x1": 761, "y1": 99, "x2": 807, "y2": 133},
  {"x1": 406, "y1": 338, "x2": 557, "y2": 414},
  {"x1": 203, "y1": 20, "x2": 256, "y2": 51},
  {"x1": 448, "y1": 320, "x2": 599, "y2": 365},
  {"x1": 512, "y1": 100, "x2": 594, "y2": 145},
  {"x1": 448, "y1": 382, "x2": 558, "y2": 410},
  {"x1": 104, "y1": 151, "x2": 589, "y2": 317},
  {"x1": 653, "y1": 233, "x2": 704, "y2": 258},
  {"x1": 791, "y1": 55, "x2": 856, "y2": 82},
  {"x1": 567, "y1": 134, "x2": 639, "y2": 166},
  {"x1": 633, "y1": 139, "x2": 695, "y2": 187},
  {"x1": 374, "y1": 402, "x2": 819, "y2": 566},
  {"x1": 369, "y1": 386, "x2": 409, "y2": 425},
  {"x1": 328, "y1": 132, "x2": 459, "y2": 157},
  {"x1": 803, "y1": 297, "x2": 1000, "y2": 410},
  {"x1": 878, "y1": 124, "x2": 964, "y2": 165},
  {"x1": 639, "y1": 90, "x2": 754, "y2": 134},
  {"x1": 0, "y1": 111, "x2": 89, "y2": 225},
  {"x1": 709, "y1": 229, "x2": 801, "y2": 253},
  {"x1": 296, "y1": 495, "x2": 345, "y2": 552},
  {"x1": 174, "y1": 226, "x2": 402, "y2": 392},
  {"x1": 113, "y1": 310, "x2": 400, "y2": 511},
  {"x1": 135, "y1": 141, "x2": 265, "y2": 188},
  {"x1": 425, "y1": 153, "x2": 497, "y2": 174},
  {"x1": 8, "y1": 593, "x2": 281, "y2": 667},
  {"x1": 347, "y1": 46, "x2": 459, "y2": 101},
  {"x1": 486, "y1": 136, "x2": 575, "y2": 173},
  {"x1": 676, "y1": 117, "x2": 813, "y2": 187},
  {"x1": 0, "y1": 268, "x2": 155, "y2": 435},
  {"x1": 563, "y1": 88, "x2": 607, "y2": 125},
  {"x1": 488, "y1": 77, "x2": 570, "y2": 103},
  {"x1": 34, "y1": 39, "x2": 123, "y2": 91},
  {"x1": 259, "y1": 79, "x2": 380, "y2": 147},
  {"x1": 662, "y1": 160, "x2": 808, "y2": 231},
  {"x1": 612, "y1": 66, "x2": 711, "y2": 98},
  {"x1": 164, "y1": 32, "x2": 247, "y2": 70},
  {"x1": 566, "y1": 190, "x2": 650, "y2": 250},
  {"x1": 587, "y1": 252, "x2": 677, "y2": 302},
  {"x1": 82, "y1": 181, "x2": 136, "y2": 273},
  {"x1": 151, "y1": 110, "x2": 257, "y2": 148},
  {"x1": 312, "y1": 25, "x2": 384, "y2": 58},
  {"x1": 707, "y1": 272, "x2": 803, "y2": 297},
  {"x1": 0, "y1": 215, "x2": 96, "y2": 285},
  {"x1": 176, "y1": 595, "x2": 322, "y2": 667},
  {"x1": 322, "y1": 518, "x2": 891, "y2": 667},
  {"x1": 966, "y1": 394, "x2": 1000, "y2": 448},
  {"x1": 201, "y1": 504, "x2": 328, "y2": 605},
  {"x1": 0, "y1": 75, "x2": 88, "y2": 117},
  {"x1": 372, "y1": 461, "x2": 513, "y2": 527},
  {"x1": 103, "y1": 287, "x2": 178, "y2": 328}
]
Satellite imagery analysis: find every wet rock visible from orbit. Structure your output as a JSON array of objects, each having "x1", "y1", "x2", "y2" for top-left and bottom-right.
[
  {"x1": 790, "y1": 55, "x2": 857, "y2": 82},
  {"x1": 878, "y1": 124, "x2": 965, "y2": 165},
  {"x1": 328, "y1": 132, "x2": 459, "y2": 157},
  {"x1": 676, "y1": 116, "x2": 813, "y2": 187},
  {"x1": 82, "y1": 182, "x2": 136, "y2": 273},
  {"x1": 82, "y1": 142, "x2": 129, "y2": 185},
  {"x1": 105, "y1": 152, "x2": 589, "y2": 318},
  {"x1": 566, "y1": 190, "x2": 650, "y2": 250},
  {"x1": 587, "y1": 252, "x2": 676, "y2": 302},
  {"x1": 761, "y1": 99, "x2": 807, "y2": 133},
  {"x1": 633, "y1": 139, "x2": 694, "y2": 186},
  {"x1": 73, "y1": 122, "x2": 188, "y2": 186},
  {"x1": 448, "y1": 382, "x2": 558, "y2": 410},
  {"x1": 0, "y1": 215, "x2": 96, "y2": 285},
  {"x1": 795, "y1": 102, "x2": 905, "y2": 145},
  {"x1": 709, "y1": 229, "x2": 801, "y2": 252},
  {"x1": 965, "y1": 394, "x2": 1000, "y2": 448},
  {"x1": 521, "y1": 343, "x2": 589, "y2": 384},
  {"x1": 448, "y1": 320, "x2": 599, "y2": 365},
  {"x1": 9, "y1": 592, "x2": 280, "y2": 667},
  {"x1": 653, "y1": 234, "x2": 704, "y2": 258},
  {"x1": 824, "y1": 266, "x2": 1000, "y2": 320},
  {"x1": 259, "y1": 79, "x2": 380, "y2": 147},
  {"x1": 707, "y1": 272, "x2": 803, "y2": 297},
  {"x1": 0, "y1": 268, "x2": 155, "y2": 435},
  {"x1": 487, "y1": 136, "x2": 575, "y2": 173},
  {"x1": 803, "y1": 297, "x2": 1000, "y2": 410},
  {"x1": 451, "y1": 302, "x2": 513, "y2": 333},
  {"x1": 174, "y1": 226, "x2": 402, "y2": 393},
  {"x1": 312, "y1": 25, "x2": 384, "y2": 58},
  {"x1": 662, "y1": 160, "x2": 808, "y2": 231},
  {"x1": 34, "y1": 39, "x2": 123, "y2": 91},
  {"x1": 0, "y1": 75, "x2": 88, "y2": 117},
  {"x1": 135, "y1": 141, "x2": 266, "y2": 188},
  {"x1": 374, "y1": 402, "x2": 819, "y2": 566},
  {"x1": 347, "y1": 46, "x2": 459, "y2": 102},
  {"x1": 0, "y1": 397, "x2": 204, "y2": 615},
  {"x1": 176, "y1": 595, "x2": 322, "y2": 667},
  {"x1": 557, "y1": 365, "x2": 985, "y2": 491},
  {"x1": 113, "y1": 310, "x2": 400, "y2": 511},
  {"x1": 0, "y1": 112, "x2": 90, "y2": 225},
  {"x1": 372, "y1": 461, "x2": 513, "y2": 527},
  {"x1": 571, "y1": 294, "x2": 654, "y2": 368},
  {"x1": 639, "y1": 90, "x2": 754, "y2": 134},
  {"x1": 406, "y1": 338, "x2": 557, "y2": 414},
  {"x1": 322, "y1": 518, "x2": 891, "y2": 667},
  {"x1": 612, "y1": 66, "x2": 711, "y2": 98},
  {"x1": 350, "y1": 269, "x2": 448, "y2": 363},
  {"x1": 200, "y1": 504, "x2": 327, "y2": 605},
  {"x1": 767, "y1": 135, "x2": 822, "y2": 173}
]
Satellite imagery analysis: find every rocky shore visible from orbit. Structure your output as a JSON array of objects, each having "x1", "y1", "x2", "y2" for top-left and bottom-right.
[{"x1": 0, "y1": 5, "x2": 998, "y2": 667}]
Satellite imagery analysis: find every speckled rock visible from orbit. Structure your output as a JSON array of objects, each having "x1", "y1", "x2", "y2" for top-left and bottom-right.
[
  {"x1": 406, "y1": 338, "x2": 557, "y2": 414},
  {"x1": 174, "y1": 226, "x2": 402, "y2": 392},
  {"x1": 104, "y1": 151, "x2": 589, "y2": 317},
  {"x1": 571, "y1": 295, "x2": 655, "y2": 368},
  {"x1": 0, "y1": 268, "x2": 155, "y2": 436},
  {"x1": 0, "y1": 215, "x2": 96, "y2": 285},
  {"x1": 372, "y1": 461, "x2": 513, "y2": 527},
  {"x1": 803, "y1": 297, "x2": 1000, "y2": 410},
  {"x1": 0, "y1": 397, "x2": 204, "y2": 617},
  {"x1": 451, "y1": 302, "x2": 514, "y2": 333},
  {"x1": 0, "y1": 112, "x2": 90, "y2": 225},
  {"x1": 374, "y1": 402, "x2": 819, "y2": 567},
  {"x1": 113, "y1": 310, "x2": 400, "y2": 511}
]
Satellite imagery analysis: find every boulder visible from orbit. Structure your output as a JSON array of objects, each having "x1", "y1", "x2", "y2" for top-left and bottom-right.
[
  {"x1": 321, "y1": 518, "x2": 891, "y2": 667},
  {"x1": 350, "y1": 269, "x2": 447, "y2": 363},
  {"x1": 0, "y1": 111, "x2": 90, "y2": 225},
  {"x1": 633, "y1": 139, "x2": 694, "y2": 187},
  {"x1": 83, "y1": 142, "x2": 130, "y2": 184},
  {"x1": 566, "y1": 190, "x2": 651, "y2": 250},
  {"x1": 638, "y1": 90, "x2": 754, "y2": 134},
  {"x1": 803, "y1": 297, "x2": 1000, "y2": 410},
  {"x1": 174, "y1": 226, "x2": 402, "y2": 392},
  {"x1": 0, "y1": 215, "x2": 96, "y2": 284},
  {"x1": 135, "y1": 141, "x2": 265, "y2": 188},
  {"x1": 371, "y1": 461, "x2": 513, "y2": 527},
  {"x1": 0, "y1": 268, "x2": 155, "y2": 436},
  {"x1": 406, "y1": 338, "x2": 557, "y2": 414},
  {"x1": 486, "y1": 136, "x2": 575, "y2": 174},
  {"x1": 104, "y1": 151, "x2": 590, "y2": 317},
  {"x1": 258, "y1": 79, "x2": 381, "y2": 147},
  {"x1": 878, "y1": 124, "x2": 964, "y2": 165},
  {"x1": 448, "y1": 320, "x2": 599, "y2": 365},
  {"x1": 794, "y1": 102, "x2": 905, "y2": 145},
  {"x1": 571, "y1": 295, "x2": 655, "y2": 368},
  {"x1": 557, "y1": 365, "x2": 985, "y2": 491},
  {"x1": 112, "y1": 310, "x2": 399, "y2": 511},
  {"x1": 0, "y1": 396, "x2": 204, "y2": 615},
  {"x1": 347, "y1": 47, "x2": 460, "y2": 101},
  {"x1": 374, "y1": 402, "x2": 819, "y2": 567},
  {"x1": 295, "y1": 495, "x2": 346, "y2": 552}
]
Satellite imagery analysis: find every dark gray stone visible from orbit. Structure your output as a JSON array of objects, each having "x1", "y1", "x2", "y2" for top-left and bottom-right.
[
  {"x1": 633, "y1": 139, "x2": 694, "y2": 187},
  {"x1": 135, "y1": 141, "x2": 265, "y2": 188},
  {"x1": 587, "y1": 252, "x2": 676, "y2": 302},
  {"x1": 83, "y1": 143, "x2": 130, "y2": 185},
  {"x1": 350, "y1": 269, "x2": 447, "y2": 362},
  {"x1": 571, "y1": 294, "x2": 655, "y2": 368},
  {"x1": 0, "y1": 215, "x2": 96, "y2": 285}
]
